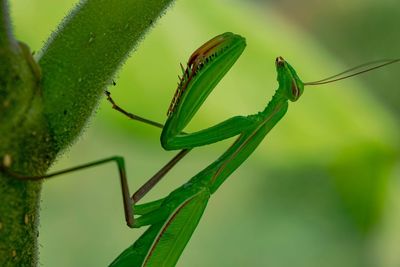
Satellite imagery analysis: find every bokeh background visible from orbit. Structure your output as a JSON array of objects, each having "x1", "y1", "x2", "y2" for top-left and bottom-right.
[{"x1": 11, "y1": 0, "x2": 400, "y2": 266}]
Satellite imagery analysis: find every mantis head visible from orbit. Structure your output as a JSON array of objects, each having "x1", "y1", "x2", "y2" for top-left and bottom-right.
[{"x1": 275, "y1": 56, "x2": 304, "y2": 102}]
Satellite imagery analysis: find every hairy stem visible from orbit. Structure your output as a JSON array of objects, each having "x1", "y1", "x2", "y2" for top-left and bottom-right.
[
  {"x1": 0, "y1": 0, "x2": 175, "y2": 265},
  {"x1": 0, "y1": 0, "x2": 16, "y2": 48}
]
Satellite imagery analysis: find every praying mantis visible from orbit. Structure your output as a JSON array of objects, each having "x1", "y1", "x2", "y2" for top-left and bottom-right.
[{"x1": 1, "y1": 32, "x2": 399, "y2": 267}]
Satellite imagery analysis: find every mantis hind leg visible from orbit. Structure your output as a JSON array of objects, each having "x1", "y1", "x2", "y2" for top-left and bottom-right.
[
  {"x1": 1, "y1": 155, "x2": 136, "y2": 227},
  {"x1": 0, "y1": 149, "x2": 189, "y2": 228}
]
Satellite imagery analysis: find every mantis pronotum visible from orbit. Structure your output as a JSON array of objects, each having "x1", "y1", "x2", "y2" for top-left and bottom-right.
[{"x1": 1, "y1": 32, "x2": 398, "y2": 267}]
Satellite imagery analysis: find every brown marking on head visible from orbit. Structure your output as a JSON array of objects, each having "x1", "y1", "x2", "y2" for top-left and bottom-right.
[{"x1": 275, "y1": 56, "x2": 285, "y2": 67}]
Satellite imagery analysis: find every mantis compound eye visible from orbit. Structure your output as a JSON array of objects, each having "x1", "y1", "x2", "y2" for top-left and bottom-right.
[{"x1": 275, "y1": 56, "x2": 285, "y2": 67}]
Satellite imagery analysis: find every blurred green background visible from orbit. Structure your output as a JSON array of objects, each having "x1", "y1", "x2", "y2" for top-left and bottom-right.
[{"x1": 11, "y1": 0, "x2": 400, "y2": 266}]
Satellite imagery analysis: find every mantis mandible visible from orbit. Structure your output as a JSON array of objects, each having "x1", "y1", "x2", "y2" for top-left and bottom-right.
[{"x1": 1, "y1": 32, "x2": 399, "y2": 267}]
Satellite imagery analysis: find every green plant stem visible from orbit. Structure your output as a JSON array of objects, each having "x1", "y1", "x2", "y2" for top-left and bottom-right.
[
  {"x1": 39, "y1": 0, "x2": 176, "y2": 152},
  {"x1": 0, "y1": 0, "x2": 15, "y2": 48},
  {"x1": 1, "y1": 2, "x2": 45, "y2": 266},
  {"x1": 0, "y1": 0, "x2": 175, "y2": 266}
]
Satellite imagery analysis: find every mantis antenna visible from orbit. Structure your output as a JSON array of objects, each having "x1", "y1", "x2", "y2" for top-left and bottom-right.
[{"x1": 304, "y1": 58, "x2": 400, "y2": 86}]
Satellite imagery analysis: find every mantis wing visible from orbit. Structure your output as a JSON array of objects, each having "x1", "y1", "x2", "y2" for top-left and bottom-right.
[{"x1": 110, "y1": 190, "x2": 210, "y2": 267}]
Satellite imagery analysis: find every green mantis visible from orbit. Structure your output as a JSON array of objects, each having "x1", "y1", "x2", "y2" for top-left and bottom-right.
[
  {"x1": 109, "y1": 32, "x2": 306, "y2": 266},
  {"x1": 1, "y1": 32, "x2": 399, "y2": 266},
  {"x1": 107, "y1": 33, "x2": 399, "y2": 266}
]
